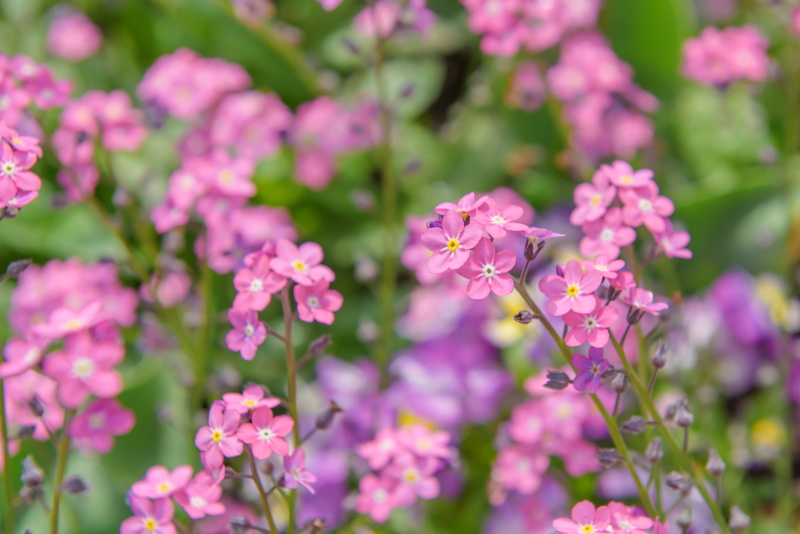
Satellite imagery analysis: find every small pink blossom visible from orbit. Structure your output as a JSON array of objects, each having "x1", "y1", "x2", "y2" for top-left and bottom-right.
[
  {"x1": 493, "y1": 445, "x2": 549, "y2": 494},
  {"x1": 539, "y1": 259, "x2": 602, "y2": 316},
  {"x1": 624, "y1": 288, "x2": 668, "y2": 316},
  {"x1": 572, "y1": 347, "x2": 610, "y2": 393},
  {"x1": 174, "y1": 472, "x2": 226, "y2": 520},
  {"x1": 421, "y1": 210, "x2": 484, "y2": 273},
  {"x1": 131, "y1": 465, "x2": 193, "y2": 499},
  {"x1": 400, "y1": 424, "x2": 452, "y2": 460},
  {"x1": 355, "y1": 474, "x2": 400, "y2": 523},
  {"x1": 564, "y1": 297, "x2": 619, "y2": 348},
  {"x1": 654, "y1": 220, "x2": 692, "y2": 259},
  {"x1": 570, "y1": 180, "x2": 616, "y2": 226},
  {"x1": 270, "y1": 239, "x2": 334, "y2": 286},
  {"x1": 120, "y1": 497, "x2": 177, "y2": 534},
  {"x1": 387, "y1": 455, "x2": 440, "y2": 505},
  {"x1": 619, "y1": 182, "x2": 674, "y2": 233},
  {"x1": 0, "y1": 338, "x2": 44, "y2": 379},
  {"x1": 33, "y1": 301, "x2": 103, "y2": 339},
  {"x1": 237, "y1": 407, "x2": 294, "y2": 460},
  {"x1": 225, "y1": 309, "x2": 267, "y2": 361},
  {"x1": 580, "y1": 207, "x2": 637, "y2": 260},
  {"x1": 67, "y1": 398, "x2": 134, "y2": 454},
  {"x1": 222, "y1": 385, "x2": 280, "y2": 415},
  {"x1": 608, "y1": 502, "x2": 654, "y2": 534},
  {"x1": 358, "y1": 428, "x2": 403, "y2": 470},
  {"x1": 553, "y1": 500, "x2": 611, "y2": 534},
  {"x1": 283, "y1": 449, "x2": 317, "y2": 494},
  {"x1": 294, "y1": 280, "x2": 343, "y2": 325},
  {"x1": 434, "y1": 192, "x2": 487, "y2": 217},
  {"x1": 47, "y1": 11, "x2": 102, "y2": 62},
  {"x1": 472, "y1": 198, "x2": 529, "y2": 238},
  {"x1": 595, "y1": 160, "x2": 654, "y2": 188},
  {"x1": 456, "y1": 238, "x2": 515, "y2": 299},
  {"x1": 195, "y1": 402, "x2": 244, "y2": 471},
  {"x1": 581, "y1": 255, "x2": 625, "y2": 280},
  {"x1": 233, "y1": 256, "x2": 286, "y2": 311}
]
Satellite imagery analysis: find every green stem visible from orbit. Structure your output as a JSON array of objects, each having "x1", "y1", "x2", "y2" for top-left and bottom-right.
[
  {"x1": 0, "y1": 378, "x2": 13, "y2": 534},
  {"x1": 49, "y1": 432, "x2": 71, "y2": 534},
  {"x1": 191, "y1": 261, "x2": 214, "y2": 416},
  {"x1": 278, "y1": 287, "x2": 299, "y2": 533},
  {"x1": 608, "y1": 333, "x2": 732, "y2": 533},
  {"x1": 246, "y1": 447, "x2": 279, "y2": 534},
  {"x1": 514, "y1": 279, "x2": 656, "y2": 517}
]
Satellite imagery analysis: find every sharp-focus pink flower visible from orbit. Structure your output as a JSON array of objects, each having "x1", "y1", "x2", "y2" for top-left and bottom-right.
[
  {"x1": 121, "y1": 497, "x2": 177, "y2": 534},
  {"x1": 624, "y1": 288, "x2": 668, "y2": 316},
  {"x1": 355, "y1": 474, "x2": 400, "y2": 523},
  {"x1": 0, "y1": 142, "x2": 41, "y2": 191},
  {"x1": 195, "y1": 402, "x2": 244, "y2": 470},
  {"x1": 270, "y1": 240, "x2": 334, "y2": 286},
  {"x1": 225, "y1": 309, "x2": 267, "y2": 361},
  {"x1": 131, "y1": 465, "x2": 193, "y2": 499},
  {"x1": 434, "y1": 192, "x2": 488, "y2": 217},
  {"x1": 539, "y1": 259, "x2": 602, "y2": 316},
  {"x1": 581, "y1": 255, "x2": 625, "y2": 280},
  {"x1": 33, "y1": 301, "x2": 103, "y2": 339},
  {"x1": 233, "y1": 256, "x2": 286, "y2": 311},
  {"x1": 42, "y1": 332, "x2": 124, "y2": 409},
  {"x1": 572, "y1": 347, "x2": 610, "y2": 393},
  {"x1": 455, "y1": 238, "x2": 515, "y2": 299},
  {"x1": 0, "y1": 338, "x2": 44, "y2": 378},
  {"x1": 472, "y1": 198, "x2": 529, "y2": 238},
  {"x1": 553, "y1": 501, "x2": 611, "y2": 534},
  {"x1": 654, "y1": 220, "x2": 692, "y2": 259},
  {"x1": 421, "y1": 210, "x2": 484, "y2": 273},
  {"x1": 47, "y1": 11, "x2": 102, "y2": 62},
  {"x1": 570, "y1": 180, "x2": 616, "y2": 226},
  {"x1": 67, "y1": 398, "x2": 135, "y2": 454},
  {"x1": 293, "y1": 279, "x2": 343, "y2": 325},
  {"x1": 493, "y1": 445, "x2": 549, "y2": 494},
  {"x1": 564, "y1": 297, "x2": 619, "y2": 348},
  {"x1": 283, "y1": 449, "x2": 317, "y2": 494},
  {"x1": 619, "y1": 182, "x2": 674, "y2": 233},
  {"x1": 222, "y1": 385, "x2": 280, "y2": 415},
  {"x1": 608, "y1": 502, "x2": 654, "y2": 534},
  {"x1": 174, "y1": 471, "x2": 226, "y2": 520},
  {"x1": 595, "y1": 160, "x2": 654, "y2": 188},
  {"x1": 237, "y1": 407, "x2": 294, "y2": 460},
  {"x1": 580, "y1": 207, "x2": 637, "y2": 260}
]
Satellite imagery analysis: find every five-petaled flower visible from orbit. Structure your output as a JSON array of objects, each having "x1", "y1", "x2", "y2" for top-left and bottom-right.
[{"x1": 421, "y1": 209, "x2": 484, "y2": 273}]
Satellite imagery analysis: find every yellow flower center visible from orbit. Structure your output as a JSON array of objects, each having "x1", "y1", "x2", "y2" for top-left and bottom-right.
[
  {"x1": 590, "y1": 194, "x2": 602, "y2": 206},
  {"x1": 580, "y1": 525, "x2": 595, "y2": 534},
  {"x1": 144, "y1": 518, "x2": 157, "y2": 532},
  {"x1": 212, "y1": 429, "x2": 223, "y2": 443},
  {"x1": 620, "y1": 175, "x2": 633, "y2": 184},
  {"x1": 446, "y1": 238, "x2": 460, "y2": 252},
  {"x1": 219, "y1": 169, "x2": 235, "y2": 184},
  {"x1": 292, "y1": 260, "x2": 307, "y2": 272},
  {"x1": 157, "y1": 482, "x2": 171, "y2": 493},
  {"x1": 566, "y1": 284, "x2": 579, "y2": 297},
  {"x1": 243, "y1": 399, "x2": 257, "y2": 407},
  {"x1": 404, "y1": 469, "x2": 418, "y2": 483}
]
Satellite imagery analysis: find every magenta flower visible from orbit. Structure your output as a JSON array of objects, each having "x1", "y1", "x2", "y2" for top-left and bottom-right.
[
  {"x1": 455, "y1": 238, "x2": 515, "y2": 299},
  {"x1": 619, "y1": 182, "x2": 674, "y2": 233},
  {"x1": 472, "y1": 198, "x2": 529, "y2": 238},
  {"x1": 195, "y1": 402, "x2": 244, "y2": 470},
  {"x1": 131, "y1": 465, "x2": 193, "y2": 499},
  {"x1": 420, "y1": 210, "x2": 484, "y2": 273},
  {"x1": 174, "y1": 472, "x2": 225, "y2": 520},
  {"x1": 293, "y1": 280, "x2": 343, "y2": 325},
  {"x1": 553, "y1": 501, "x2": 611, "y2": 534},
  {"x1": 493, "y1": 445, "x2": 549, "y2": 494},
  {"x1": 33, "y1": 301, "x2": 103, "y2": 339},
  {"x1": 42, "y1": 332, "x2": 124, "y2": 409},
  {"x1": 434, "y1": 191, "x2": 488, "y2": 217},
  {"x1": 355, "y1": 474, "x2": 400, "y2": 523},
  {"x1": 608, "y1": 502, "x2": 654, "y2": 534},
  {"x1": 0, "y1": 338, "x2": 44, "y2": 379},
  {"x1": 358, "y1": 427, "x2": 403, "y2": 470},
  {"x1": 595, "y1": 160, "x2": 654, "y2": 188},
  {"x1": 237, "y1": 407, "x2": 294, "y2": 460},
  {"x1": 46, "y1": 11, "x2": 102, "y2": 62},
  {"x1": 564, "y1": 298, "x2": 619, "y2": 348},
  {"x1": 283, "y1": 449, "x2": 317, "y2": 494},
  {"x1": 609, "y1": 271, "x2": 636, "y2": 293},
  {"x1": 624, "y1": 288, "x2": 668, "y2": 316},
  {"x1": 270, "y1": 239, "x2": 334, "y2": 286},
  {"x1": 233, "y1": 256, "x2": 286, "y2": 311},
  {"x1": 539, "y1": 259, "x2": 602, "y2": 316},
  {"x1": 682, "y1": 25, "x2": 769, "y2": 86},
  {"x1": 508, "y1": 401, "x2": 546, "y2": 445},
  {"x1": 581, "y1": 255, "x2": 625, "y2": 280},
  {"x1": 0, "y1": 142, "x2": 41, "y2": 192},
  {"x1": 400, "y1": 424, "x2": 452, "y2": 460},
  {"x1": 225, "y1": 309, "x2": 267, "y2": 361},
  {"x1": 387, "y1": 456, "x2": 440, "y2": 505},
  {"x1": 580, "y1": 208, "x2": 637, "y2": 260},
  {"x1": 572, "y1": 347, "x2": 610, "y2": 393},
  {"x1": 120, "y1": 497, "x2": 177, "y2": 534},
  {"x1": 570, "y1": 180, "x2": 616, "y2": 226},
  {"x1": 654, "y1": 220, "x2": 692, "y2": 259},
  {"x1": 222, "y1": 385, "x2": 280, "y2": 415},
  {"x1": 67, "y1": 398, "x2": 134, "y2": 454}
]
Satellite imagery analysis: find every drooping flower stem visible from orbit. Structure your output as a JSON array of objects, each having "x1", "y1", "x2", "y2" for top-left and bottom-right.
[
  {"x1": 246, "y1": 446, "x2": 279, "y2": 534},
  {"x1": 49, "y1": 423, "x2": 71, "y2": 534},
  {"x1": 278, "y1": 286, "x2": 299, "y2": 533},
  {"x1": 0, "y1": 377, "x2": 13, "y2": 534},
  {"x1": 608, "y1": 333, "x2": 732, "y2": 534},
  {"x1": 513, "y1": 278, "x2": 656, "y2": 517}
]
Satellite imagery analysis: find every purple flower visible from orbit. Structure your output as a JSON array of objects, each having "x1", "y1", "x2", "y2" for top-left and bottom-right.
[
  {"x1": 283, "y1": 449, "x2": 318, "y2": 494},
  {"x1": 572, "y1": 347, "x2": 609, "y2": 393}
]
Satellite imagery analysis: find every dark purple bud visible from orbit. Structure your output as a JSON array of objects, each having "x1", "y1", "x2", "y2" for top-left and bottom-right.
[
  {"x1": 627, "y1": 307, "x2": 645, "y2": 325},
  {"x1": 426, "y1": 219, "x2": 443, "y2": 230},
  {"x1": 16, "y1": 425, "x2": 36, "y2": 440},
  {"x1": 28, "y1": 396, "x2": 45, "y2": 418},
  {"x1": 4, "y1": 259, "x2": 31, "y2": 280},
  {"x1": 144, "y1": 102, "x2": 168, "y2": 130},
  {"x1": 58, "y1": 475, "x2": 88, "y2": 494},
  {"x1": 21, "y1": 456, "x2": 44, "y2": 487},
  {"x1": 651, "y1": 340, "x2": 668, "y2": 369},
  {"x1": 513, "y1": 310, "x2": 535, "y2": 325},
  {"x1": 2, "y1": 207, "x2": 19, "y2": 219},
  {"x1": 598, "y1": 448, "x2": 621, "y2": 467},
  {"x1": 676, "y1": 403, "x2": 694, "y2": 428},
  {"x1": 729, "y1": 506, "x2": 750, "y2": 532},
  {"x1": 543, "y1": 370, "x2": 571, "y2": 390},
  {"x1": 524, "y1": 236, "x2": 546, "y2": 262},
  {"x1": 646, "y1": 437, "x2": 663, "y2": 464},
  {"x1": 229, "y1": 517, "x2": 252, "y2": 534},
  {"x1": 224, "y1": 467, "x2": 239, "y2": 480},
  {"x1": 315, "y1": 401, "x2": 343, "y2": 430},
  {"x1": 620, "y1": 416, "x2": 648, "y2": 434},
  {"x1": 706, "y1": 448, "x2": 726, "y2": 477},
  {"x1": 610, "y1": 372, "x2": 627, "y2": 393},
  {"x1": 665, "y1": 471, "x2": 693, "y2": 492},
  {"x1": 19, "y1": 486, "x2": 42, "y2": 504},
  {"x1": 555, "y1": 264, "x2": 565, "y2": 278},
  {"x1": 308, "y1": 335, "x2": 332, "y2": 359}
]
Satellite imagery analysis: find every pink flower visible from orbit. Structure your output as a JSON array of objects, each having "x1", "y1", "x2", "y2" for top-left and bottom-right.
[
  {"x1": 0, "y1": 338, "x2": 44, "y2": 379},
  {"x1": 654, "y1": 220, "x2": 692, "y2": 259},
  {"x1": 0, "y1": 142, "x2": 41, "y2": 192},
  {"x1": 508, "y1": 401, "x2": 546, "y2": 445},
  {"x1": 400, "y1": 424, "x2": 452, "y2": 460},
  {"x1": 233, "y1": 256, "x2": 286, "y2": 311},
  {"x1": 387, "y1": 455, "x2": 440, "y2": 505},
  {"x1": 42, "y1": 332, "x2": 124, "y2": 409},
  {"x1": 236, "y1": 407, "x2": 294, "y2": 460},
  {"x1": 553, "y1": 501, "x2": 611, "y2": 534},
  {"x1": 572, "y1": 347, "x2": 610, "y2": 393},
  {"x1": 493, "y1": 445, "x2": 549, "y2": 494},
  {"x1": 293, "y1": 280, "x2": 343, "y2": 325},
  {"x1": 355, "y1": 474, "x2": 399, "y2": 523},
  {"x1": 283, "y1": 449, "x2": 317, "y2": 494},
  {"x1": 195, "y1": 402, "x2": 244, "y2": 470},
  {"x1": 358, "y1": 427, "x2": 402, "y2": 470},
  {"x1": 455, "y1": 238, "x2": 515, "y2": 299},
  {"x1": 619, "y1": 182, "x2": 674, "y2": 233},
  {"x1": 581, "y1": 255, "x2": 625, "y2": 280},
  {"x1": 539, "y1": 259, "x2": 602, "y2": 316},
  {"x1": 67, "y1": 398, "x2": 135, "y2": 454},
  {"x1": 570, "y1": 180, "x2": 616, "y2": 226},
  {"x1": 4, "y1": 370, "x2": 65, "y2": 441},
  {"x1": 270, "y1": 240, "x2": 334, "y2": 286},
  {"x1": 131, "y1": 465, "x2": 193, "y2": 499},
  {"x1": 624, "y1": 288, "x2": 668, "y2": 316},
  {"x1": 564, "y1": 297, "x2": 619, "y2": 348},
  {"x1": 609, "y1": 271, "x2": 636, "y2": 293},
  {"x1": 120, "y1": 497, "x2": 177, "y2": 534},
  {"x1": 421, "y1": 210, "x2": 484, "y2": 273},
  {"x1": 682, "y1": 25, "x2": 769, "y2": 86},
  {"x1": 595, "y1": 160, "x2": 654, "y2": 188},
  {"x1": 472, "y1": 198, "x2": 529, "y2": 238},
  {"x1": 174, "y1": 472, "x2": 226, "y2": 520},
  {"x1": 32, "y1": 301, "x2": 103, "y2": 339},
  {"x1": 225, "y1": 309, "x2": 267, "y2": 361},
  {"x1": 222, "y1": 385, "x2": 280, "y2": 415},
  {"x1": 47, "y1": 11, "x2": 102, "y2": 62},
  {"x1": 580, "y1": 207, "x2": 637, "y2": 260},
  {"x1": 434, "y1": 192, "x2": 487, "y2": 217},
  {"x1": 608, "y1": 502, "x2": 654, "y2": 534}
]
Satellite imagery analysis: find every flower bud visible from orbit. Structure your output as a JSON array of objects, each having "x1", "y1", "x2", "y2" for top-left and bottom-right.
[
  {"x1": 3, "y1": 259, "x2": 31, "y2": 280},
  {"x1": 620, "y1": 416, "x2": 648, "y2": 435},
  {"x1": 651, "y1": 340, "x2": 668, "y2": 369},
  {"x1": 543, "y1": 370, "x2": 571, "y2": 391},
  {"x1": 729, "y1": 506, "x2": 750, "y2": 532},
  {"x1": 308, "y1": 335, "x2": 332, "y2": 358},
  {"x1": 676, "y1": 506, "x2": 693, "y2": 531},
  {"x1": 16, "y1": 425, "x2": 36, "y2": 440},
  {"x1": 676, "y1": 403, "x2": 694, "y2": 428},
  {"x1": 58, "y1": 475, "x2": 88, "y2": 495},
  {"x1": 627, "y1": 307, "x2": 645, "y2": 325},
  {"x1": 597, "y1": 448, "x2": 621, "y2": 467},
  {"x1": 315, "y1": 401, "x2": 343, "y2": 430},
  {"x1": 665, "y1": 471, "x2": 693, "y2": 492},
  {"x1": 513, "y1": 310, "x2": 535, "y2": 325},
  {"x1": 19, "y1": 486, "x2": 42, "y2": 505},
  {"x1": 21, "y1": 456, "x2": 44, "y2": 488},
  {"x1": 706, "y1": 448, "x2": 726, "y2": 477},
  {"x1": 646, "y1": 437, "x2": 663, "y2": 464},
  {"x1": 611, "y1": 371, "x2": 627, "y2": 393},
  {"x1": 524, "y1": 236, "x2": 546, "y2": 262}
]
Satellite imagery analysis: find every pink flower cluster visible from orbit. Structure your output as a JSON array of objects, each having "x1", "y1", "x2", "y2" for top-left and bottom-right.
[
  {"x1": 490, "y1": 372, "x2": 609, "y2": 505},
  {"x1": 1, "y1": 260, "x2": 138, "y2": 463},
  {"x1": 682, "y1": 25, "x2": 769, "y2": 86},
  {"x1": 548, "y1": 33, "x2": 658, "y2": 160},
  {"x1": 419, "y1": 192, "x2": 562, "y2": 299},
  {"x1": 352, "y1": 0, "x2": 435, "y2": 38},
  {"x1": 572, "y1": 160, "x2": 691, "y2": 261},
  {"x1": 53, "y1": 90, "x2": 147, "y2": 200},
  {"x1": 47, "y1": 10, "x2": 103, "y2": 62},
  {"x1": 0, "y1": 123, "x2": 43, "y2": 214},
  {"x1": 355, "y1": 424, "x2": 454, "y2": 522},
  {"x1": 0, "y1": 53, "x2": 73, "y2": 128},
  {"x1": 226, "y1": 239, "x2": 343, "y2": 359},
  {"x1": 461, "y1": 0, "x2": 603, "y2": 56},
  {"x1": 553, "y1": 500, "x2": 662, "y2": 534}
]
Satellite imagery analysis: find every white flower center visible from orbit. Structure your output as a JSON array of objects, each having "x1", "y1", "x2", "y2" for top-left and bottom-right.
[
  {"x1": 638, "y1": 198, "x2": 653, "y2": 212},
  {"x1": 189, "y1": 496, "x2": 206, "y2": 508},
  {"x1": 373, "y1": 489, "x2": 388, "y2": 503},
  {"x1": 249, "y1": 279, "x2": 264, "y2": 293},
  {"x1": 517, "y1": 459, "x2": 531, "y2": 471},
  {"x1": 258, "y1": 427, "x2": 276, "y2": 441},
  {"x1": 599, "y1": 228, "x2": 615, "y2": 242},
  {"x1": 23, "y1": 348, "x2": 40, "y2": 365},
  {"x1": 584, "y1": 317, "x2": 597, "y2": 329},
  {"x1": 72, "y1": 357, "x2": 95, "y2": 379},
  {"x1": 482, "y1": 264, "x2": 496, "y2": 279},
  {"x1": 490, "y1": 215, "x2": 506, "y2": 225},
  {"x1": 244, "y1": 324, "x2": 255, "y2": 337},
  {"x1": 2, "y1": 162, "x2": 16, "y2": 176},
  {"x1": 307, "y1": 296, "x2": 320, "y2": 309}
]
